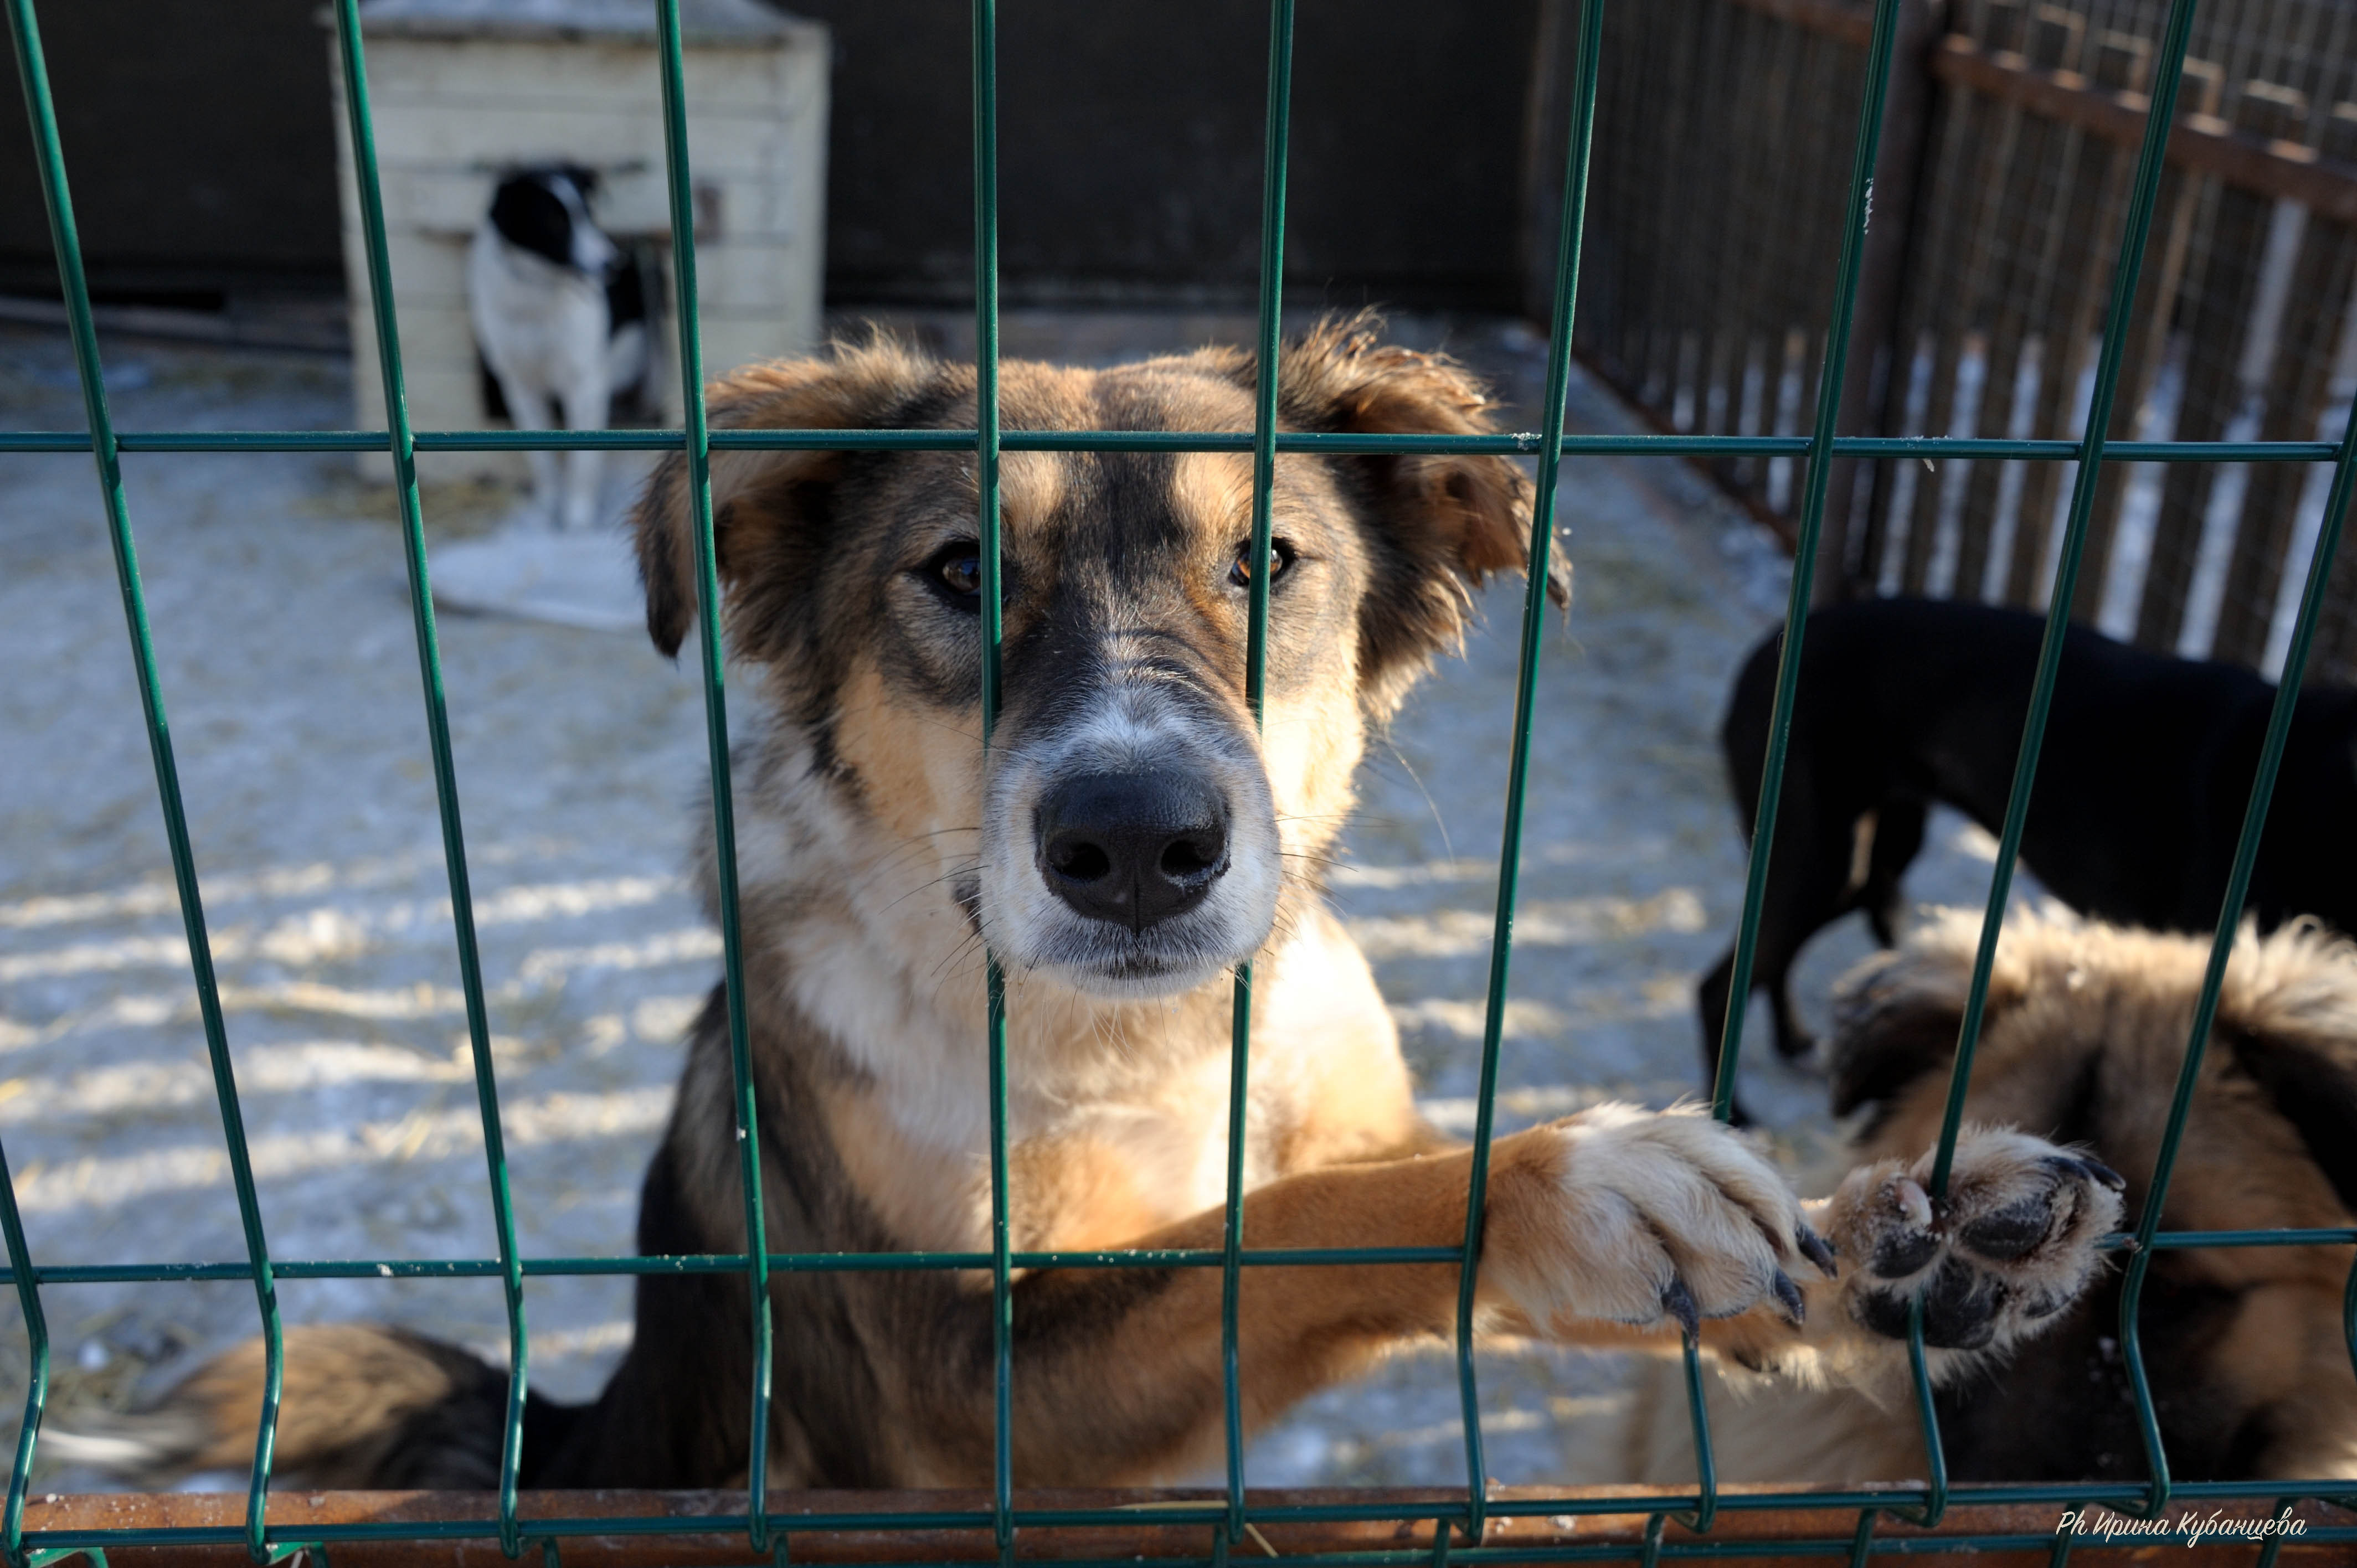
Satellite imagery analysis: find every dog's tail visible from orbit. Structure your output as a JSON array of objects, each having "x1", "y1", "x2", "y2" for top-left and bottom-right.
[{"x1": 44, "y1": 1324, "x2": 576, "y2": 1489}]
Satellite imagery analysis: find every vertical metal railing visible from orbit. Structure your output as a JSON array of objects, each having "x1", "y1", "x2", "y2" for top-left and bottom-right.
[
  {"x1": 327, "y1": 4, "x2": 534, "y2": 1555},
  {"x1": 1686, "y1": 0, "x2": 1910, "y2": 1539},
  {"x1": 5, "y1": 0, "x2": 287, "y2": 1557},
  {"x1": 970, "y1": 1, "x2": 1015, "y2": 1558},
  {"x1": 1919, "y1": 0, "x2": 2208, "y2": 1200},
  {"x1": 1213, "y1": 0, "x2": 1299, "y2": 1545},
  {"x1": 652, "y1": 0, "x2": 776, "y2": 1552},
  {"x1": 1450, "y1": 0, "x2": 1603, "y2": 1535},
  {"x1": 2107, "y1": 247, "x2": 2357, "y2": 1521},
  {"x1": 1708, "y1": 0, "x2": 1915, "y2": 1126}
]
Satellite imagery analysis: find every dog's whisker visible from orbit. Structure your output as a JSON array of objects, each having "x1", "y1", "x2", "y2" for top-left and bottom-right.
[{"x1": 869, "y1": 861, "x2": 985, "y2": 919}]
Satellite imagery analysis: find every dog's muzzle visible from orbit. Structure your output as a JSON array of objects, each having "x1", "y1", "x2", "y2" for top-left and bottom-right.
[{"x1": 1036, "y1": 769, "x2": 1230, "y2": 931}]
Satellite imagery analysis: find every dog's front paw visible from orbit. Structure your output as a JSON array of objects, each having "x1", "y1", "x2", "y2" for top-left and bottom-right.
[
  {"x1": 1486, "y1": 1103, "x2": 1831, "y2": 1336},
  {"x1": 1826, "y1": 1127, "x2": 2124, "y2": 1352}
]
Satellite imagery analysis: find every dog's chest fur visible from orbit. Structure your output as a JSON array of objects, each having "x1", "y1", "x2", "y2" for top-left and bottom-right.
[
  {"x1": 688, "y1": 717, "x2": 1418, "y2": 1263},
  {"x1": 467, "y1": 236, "x2": 611, "y2": 388}
]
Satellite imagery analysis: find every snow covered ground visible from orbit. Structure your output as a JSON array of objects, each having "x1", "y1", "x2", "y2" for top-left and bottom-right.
[{"x1": 0, "y1": 310, "x2": 2022, "y2": 1490}]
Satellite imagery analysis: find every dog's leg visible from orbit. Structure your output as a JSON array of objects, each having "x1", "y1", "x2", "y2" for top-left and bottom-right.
[
  {"x1": 1700, "y1": 767, "x2": 1857, "y2": 1111},
  {"x1": 1695, "y1": 881, "x2": 1830, "y2": 1120},
  {"x1": 1753, "y1": 792, "x2": 1859, "y2": 1066},
  {"x1": 1861, "y1": 796, "x2": 1926, "y2": 947},
  {"x1": 935, "y1": 1103, "x2": 1826, "y2": 1483},
  {"x1": 497, "y1": 374, "x2": 561, "y2": 529},
  {"x1": 557, "y1": 364, "x2": 610, "y2": 533},
  {"x1": 516, "y1": 1101, "x2": 1819, "y2": 1489}
]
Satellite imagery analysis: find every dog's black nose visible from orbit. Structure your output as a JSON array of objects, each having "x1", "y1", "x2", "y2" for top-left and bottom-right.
[{"x1": 1037, "y1": 771, "x2": 1230, "y2": 930}]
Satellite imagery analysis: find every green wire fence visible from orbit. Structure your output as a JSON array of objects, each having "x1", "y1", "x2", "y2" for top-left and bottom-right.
[{"x1": 3, "y1": 0, "x2": 2356, "y2": 1561}]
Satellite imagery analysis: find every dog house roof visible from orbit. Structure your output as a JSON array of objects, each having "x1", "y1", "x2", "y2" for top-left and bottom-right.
[{"x1": 355, "y1": 0, "x2": 815, "y2": 44}]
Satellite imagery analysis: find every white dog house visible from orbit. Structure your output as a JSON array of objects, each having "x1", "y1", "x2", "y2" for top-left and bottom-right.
[{"x1": 328, "y1": 0, "x2": 829, "y2": 479}]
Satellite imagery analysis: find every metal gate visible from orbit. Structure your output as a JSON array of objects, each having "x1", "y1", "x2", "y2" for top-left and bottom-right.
[{"x1": 3, "y1": 0, "x2": 2353, "y2": 1560}]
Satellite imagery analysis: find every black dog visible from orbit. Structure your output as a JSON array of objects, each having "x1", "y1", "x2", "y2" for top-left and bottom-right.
[{"x1": 1698, "y1": 596, "x2": 2357, "y2": 1112}]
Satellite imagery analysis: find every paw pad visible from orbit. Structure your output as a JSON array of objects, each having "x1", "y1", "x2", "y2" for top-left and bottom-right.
[{"x1": 1837, "y1": 1134, "x2": 2124, "y2": 1354}]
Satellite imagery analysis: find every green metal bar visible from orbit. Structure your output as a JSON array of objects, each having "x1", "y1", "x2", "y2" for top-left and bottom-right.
[
  {"x1": 2344, "y1": 1254, "x2": 2356, "y2": 1383},
  {"x1": 4, "y1": 429, "x2": 2347, "y2": 461},
  {"x1": 1219, "y1": 0, "x2": 1295, "y2": 1541},
  {"x1": 0, "y1": 1483, "x2": 2348, "y2": 1548},
  {"x1": 325, "y1": 8, "x2": 532, "y2": 1552},
  {"x1": 1451, "y1": 0, "x2": 1605, "y2": 1533},
  {"x1": 1672, "y1": 1337, "x2": 1718, "y2": 1533},
  {"x1": 4, "y1": 1486, "x2": 2354, "y2": 1559},
  {"x1": 0, "y1": 1138, "x2": 47, "y2": 1568},
  {"x1": 1, "y1": 4, "x2": 287, "y2": 1559},
  {"x1": 2253, "y1": 1498, "x2": 2299, "y2": 1568},
  {"x1": 2109, "y1": 198, "x2": 2357, "y2": 1520},
  {"x1": 1709, "y1": 0, "x2": 1908, "y2": 1121},
  {"x1": 14, "y1": 1535, "x2": 2357, "y2": 1566},
  {"x1": 1836, "y1": 438, "x2": 2335, "y2": 461},
  {"x1": 651, "y1": 1, "x2": 773, "y2": 1549},
  {"x1": 970, "y1": 0, "x2": 1012, "y2": 1554},
  {"x1": 1923, "y1": 0, "x2": 2205, "y2": 1196},
  {"x1": 2042, "y1": 1498, "x2": 2081, "y2": 1566},
  {"x1": 1891, "y1": 1298, "x2": 1949, "y2": 1528},
  {"x1": 1843, "y1": 1510, "x2": 1875, "y2": 1568},
  {"x1": 7, "y1": 1225, "x2": 2352, "y2": 1287},
  {"x1": 2132, "y1": 1227, "x2": 2357, "y2": 1249},
  {"x1": 1636, "y1": 1512, "x2": 1670, "y2": 1568},
  {"x1": 1902, "y1": 0, "x2": 2202, "y2": 1509}
]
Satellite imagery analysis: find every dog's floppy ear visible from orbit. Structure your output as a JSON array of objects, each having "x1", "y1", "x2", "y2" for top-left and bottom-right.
[
  {"x1": 2221, "y1": 1027, "x2": 2357, "y2": 1214},
  {"x1": 1824, "y1": 911, "x2": 2032, "y2": 1121},
  {"x1": 2213, "y1": 922, "x2": 2357, "y2": 1216},
  {"x1": 635, "y1": 337, "x2": 934, "y2": 657},
  {"x1": 1253, "y1": 314, "x2": 1568, "y2": 715},
  {"x1": 1826, "y1": 946, "x2": 1969, "y2": 1121}
]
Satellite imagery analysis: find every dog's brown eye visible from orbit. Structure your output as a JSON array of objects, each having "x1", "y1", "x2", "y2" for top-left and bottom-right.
[
  {"x1": 1228, "y1": 539, "x2": 1295, "y2": 589},
  {"x1": 922, "y1": 541, "x2": 984, "y2": 602}
]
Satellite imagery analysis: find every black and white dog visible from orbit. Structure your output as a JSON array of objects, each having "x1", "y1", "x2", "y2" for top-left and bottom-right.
[
  {"x1": 1697, "y1": 596, "x2": 2357, "y2": 1116},
  {"x1": 469, "y1": 167, "x2": 650, "y2": 532}
]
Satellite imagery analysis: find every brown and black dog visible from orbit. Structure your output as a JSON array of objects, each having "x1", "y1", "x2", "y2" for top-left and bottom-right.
[
  {"x1": 1614, "y1": 911, "x2": 2357, "y2": 1484},
  {"x1": 56, "y1": 320, "x2": 2122, "y2": 1490}
]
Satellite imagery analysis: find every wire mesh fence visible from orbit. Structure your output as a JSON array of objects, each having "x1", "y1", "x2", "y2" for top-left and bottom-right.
[{"x1": 3, "y1": 0, "x2": 2355, "y2": 1562}]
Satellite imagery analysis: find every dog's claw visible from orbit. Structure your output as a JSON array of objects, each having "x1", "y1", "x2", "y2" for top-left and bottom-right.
[
  {"x1": 2039, "y1": 1152, "x2": 2126, "y2": 1193},
  {"x1": 1771, "y1": 1268, "x2": 1806, "y2": 1327},
  {"x1": 1796, "y1": 1223, "x2": 1838, "y2": 1276},
  {"x1": 2077, "y1": 1156, "x2": 2127, "y2": 1192},
  {"x1": 1662, "y1": 1277, "x2": 1701, "y2": 1338}
]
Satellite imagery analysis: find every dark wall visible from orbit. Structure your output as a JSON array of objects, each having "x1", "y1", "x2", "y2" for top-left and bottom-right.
[
  {"x1": 0, "y1": 1, "x2": 1543, "y2": 312},
  {"x1": 799, "y1": 0, "x2": 1546, "y2": 310},
  {"x1": 0, "y1": 0, "x2": 344, "y2": 301}
]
